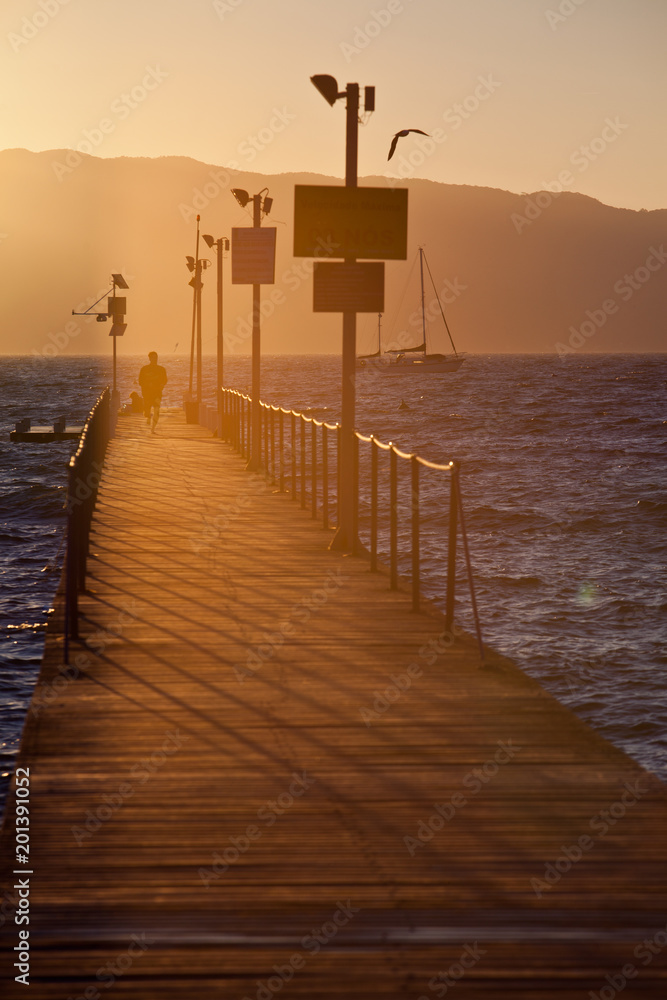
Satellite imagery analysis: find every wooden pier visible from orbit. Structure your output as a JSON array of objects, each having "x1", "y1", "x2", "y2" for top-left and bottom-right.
[{"x1": 1, "y1": 409, "x2": 666, "y2": 998}]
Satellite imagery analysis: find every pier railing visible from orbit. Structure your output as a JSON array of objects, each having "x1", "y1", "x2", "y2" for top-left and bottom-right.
[
  {"x1": 221, "y1": 387, "x2": 484, "y2": 660},
  {"x1": 64, "y1": 388, "x2": 111, "y2": 663}
]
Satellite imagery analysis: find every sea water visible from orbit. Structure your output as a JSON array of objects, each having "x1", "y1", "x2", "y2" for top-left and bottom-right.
[{"x1": 1, "y1": 353, "x2": 665, "y2": 813}]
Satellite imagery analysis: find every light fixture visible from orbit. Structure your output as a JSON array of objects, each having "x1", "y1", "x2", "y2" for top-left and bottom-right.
[
  {"x1": 185, "y1": 255, "x2": 196, "y2": 272},
  {"x1": 232, "y1": 188, "x2": 250, "y2": 208},
  {"x1": 202, "y1": 234, "x2": 215, "y2": 249},
  {"x1": 310, "y1": 74, "x2": 340, "y2": 106}
]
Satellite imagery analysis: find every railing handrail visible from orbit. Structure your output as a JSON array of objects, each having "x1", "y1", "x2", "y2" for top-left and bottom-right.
[
  {"x1": 226, "y1": 388, "x2": 455, "y2": 468},
  {"x1": 64, "y1": 388, "x2": 112, "y2": 663},
  {"x1": 220, "y1": 386, "x2": 484, "y2": 662}
]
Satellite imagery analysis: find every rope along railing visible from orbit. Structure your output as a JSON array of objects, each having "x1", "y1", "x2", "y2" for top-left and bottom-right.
[
  {"x1": 221, "y1": 387, "x2": 484, "y2": 662},
  {"x1": 64, "y1": 388, "x2": 111, "y2": 663}
]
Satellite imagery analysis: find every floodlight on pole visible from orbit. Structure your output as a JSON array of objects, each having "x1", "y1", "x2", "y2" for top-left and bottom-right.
[
  {"x1": 232, "y1": 188, "x2": 250, "y2": 208},
  {"x1": 310, "y1": 74, "x2": 341, "y2": 106},
  {"x1": 310, "y1": 73, "x2": 375, "y2": 553},
  {"x1": 231, "y1": 186, "x2": 274, "y2": 470}
]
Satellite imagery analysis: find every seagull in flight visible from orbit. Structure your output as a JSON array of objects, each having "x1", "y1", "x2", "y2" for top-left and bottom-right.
[{"x1": 387, "y1": 129, "x2": 430, "y2": 160}]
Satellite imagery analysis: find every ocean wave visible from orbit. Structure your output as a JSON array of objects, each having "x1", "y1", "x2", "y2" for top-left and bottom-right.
[{"x1": 636, "y1": 498, "x2": 667, "y2": 515}]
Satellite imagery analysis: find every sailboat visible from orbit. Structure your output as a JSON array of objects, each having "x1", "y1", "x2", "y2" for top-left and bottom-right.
[{"x1": 357, "y1": 247, "x2": 466, "y2": 374}]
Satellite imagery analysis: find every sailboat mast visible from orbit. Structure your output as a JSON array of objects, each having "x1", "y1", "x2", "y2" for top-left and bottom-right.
[
  {"x1": 419, "y1": 247, "x2": 427, "y2": 354},
  {"x1": 378, "y1": 312, "x2": 382, "y2": 355}
]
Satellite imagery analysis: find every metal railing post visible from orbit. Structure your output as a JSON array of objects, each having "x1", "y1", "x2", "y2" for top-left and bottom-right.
[
  {"x1": 352, "y1": 433, "x2": 360, "y2": 554},
  {"x1": 370, "y1": 436, "x2": 378, "y2": 572},
  {"x1": 456, "y1": 470, "x2": 485, "y2": 664},
  {"x1": 336, "y1": 424, "x2": 341, "y2": 529},
  {"x1": 411, "y1": 454, "x2": 420, "y2": 612},
  {"x1": 389, "y1": 445, "x2": 398, "y2": 589},
  {"x1": 279, "y1": 409, "x2": 285, "y2": 492},
  {"x1": 322, "y1": 424, "x2": 329, "y2": 530},
  {"x1": 300, "y1": 415, "x2": 306, "y2": 510},
  {"x1": 311, "y1": 421, "x2": 317, "y2": 519},
  {"x1": 445, "y1": 461, "x2": 459, "y2": 631},
  {"x1": 291, "y1": 411, "x2": 297, "y2": 499}
]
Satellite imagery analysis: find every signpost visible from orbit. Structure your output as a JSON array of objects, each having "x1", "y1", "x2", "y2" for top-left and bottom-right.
[
  {"x1": 231, "y1": 228, "x2": 277, "y2": 285},
  {"x1": 303, "y1": 76, "x2": 408, "y2": 552},
  {"x1": 313, "y1": 262, "x2": 384, "y2": 313},
  {"x1": 294, "y1": 186, "x2": 408, "y2": 260}
]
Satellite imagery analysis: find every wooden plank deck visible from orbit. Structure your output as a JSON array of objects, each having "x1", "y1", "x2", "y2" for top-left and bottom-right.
[{"x1": 1, "y1": 408, "x2": 666, "y2": 998}]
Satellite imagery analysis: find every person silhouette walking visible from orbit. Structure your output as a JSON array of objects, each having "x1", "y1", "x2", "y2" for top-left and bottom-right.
[{"x1": 138, "y1": 352, "x2": 167, "y2": 433}]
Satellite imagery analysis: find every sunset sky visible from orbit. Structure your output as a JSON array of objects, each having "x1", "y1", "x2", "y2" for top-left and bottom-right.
[{"x1": 1, "y1": 0, "x2": 665, "y2": 211}]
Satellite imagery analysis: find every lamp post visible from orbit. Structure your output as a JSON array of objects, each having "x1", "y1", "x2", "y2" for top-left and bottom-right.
[
  {"x1": 203, "y1": 233, "x2": 230, "y2": 438},
  {"x1": 310, "y1": 75, "x2": 374, "y2": 552},
  {"x1": 231, "y1": 186, "x2": 273, "y2": 471}
]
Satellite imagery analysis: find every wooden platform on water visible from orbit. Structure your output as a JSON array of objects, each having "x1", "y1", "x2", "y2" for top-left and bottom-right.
[{"x1": 1, "y1": 409, "x2": 666, "y2": 998}]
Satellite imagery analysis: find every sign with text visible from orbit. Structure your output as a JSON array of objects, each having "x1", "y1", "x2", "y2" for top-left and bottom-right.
[
  {"x1": 231, "y1": 228, "x2": 277, "y2": 284},
  {"x1": 313, "y1": 262, "x2": 384, "y2": 313},
  {"x1": 294, "y1": 186, "x2": 408, "y2": 259}
]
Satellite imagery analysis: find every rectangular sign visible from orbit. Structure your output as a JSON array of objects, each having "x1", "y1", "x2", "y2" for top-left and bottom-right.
[
  {"x1": 313, "y1": 262, "x2": 384, "y2": 313},
  {"x1": 231, "y1": 228, "x2": 277, "y2": 284},
  {"x1": 294, "y1": 185, "x2": 408, "y2": 260}
]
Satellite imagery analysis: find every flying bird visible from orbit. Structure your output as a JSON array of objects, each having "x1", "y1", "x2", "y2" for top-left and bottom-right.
[{"x1": 387, "y1": 129, "x2": 430, "y2": 160}]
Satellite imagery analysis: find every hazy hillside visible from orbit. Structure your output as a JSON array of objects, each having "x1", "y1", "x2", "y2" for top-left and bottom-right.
[{"x1": 0, "y1": 148, "x2": 665, "y2": 358}]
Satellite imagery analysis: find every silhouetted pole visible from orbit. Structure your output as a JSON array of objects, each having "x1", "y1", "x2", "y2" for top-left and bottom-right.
[
  {"x1": 188, "y1": 215, "x2": 200, "y2": 399},
  {"x1": 216, "y1": 241, "x2": 224, "y2": 435},
  {"x1": 203, "y1": 234, "x2": 230, "y2": 438},
  {"x1": 249, "y1": 193, "x2": 262, "y2": 470},
  {"x1": 332, "y1": 82, "x2": 360, "y2": 552},
  {"x1": 196, "y1": 259, "x2": 203, "y2": 404}
]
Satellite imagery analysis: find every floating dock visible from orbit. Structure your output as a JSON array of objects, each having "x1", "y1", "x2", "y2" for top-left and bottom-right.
[{"x1": 1, "y1": 409, "x2": 666, "y2": 998}]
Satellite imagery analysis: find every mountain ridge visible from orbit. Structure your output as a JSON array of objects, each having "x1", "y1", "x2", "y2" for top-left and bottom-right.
[{"x1": 1, "y1": 149, "x2": 665, "y2": 356}]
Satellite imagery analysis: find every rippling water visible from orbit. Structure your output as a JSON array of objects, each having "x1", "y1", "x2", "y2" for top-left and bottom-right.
[{"x1": 1, "y1": 353, "x2": 665, "y2": 811}]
